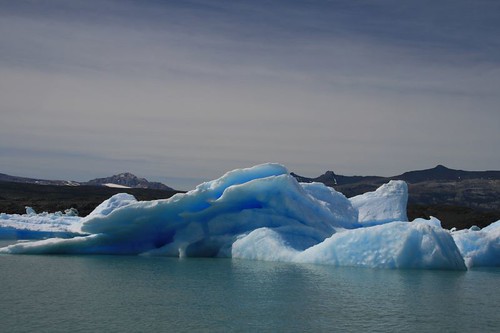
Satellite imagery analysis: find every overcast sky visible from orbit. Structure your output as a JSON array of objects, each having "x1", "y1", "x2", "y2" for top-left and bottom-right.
[{"x1": 1, "y1": 0, "x2": 499, "y2": 190}]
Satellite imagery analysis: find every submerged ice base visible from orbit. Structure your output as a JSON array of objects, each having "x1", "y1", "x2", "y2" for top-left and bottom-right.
[{"x1": 0, "y1": 163, "x2": 498, "y2": 270}]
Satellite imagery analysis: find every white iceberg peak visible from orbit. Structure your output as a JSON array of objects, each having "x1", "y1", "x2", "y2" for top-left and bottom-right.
[{"x1": 349, "y1": 180, "x2": 408, "y2": 226}]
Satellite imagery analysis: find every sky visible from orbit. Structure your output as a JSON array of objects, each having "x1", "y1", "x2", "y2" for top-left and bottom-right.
[{"x1": 1, "y1": 0, "x2": 499, "y2": 190}]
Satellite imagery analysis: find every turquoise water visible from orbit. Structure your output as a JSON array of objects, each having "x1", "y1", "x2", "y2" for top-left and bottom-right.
[{"x1": 1, "y1": 246, "x2": 499, "y2": 332}]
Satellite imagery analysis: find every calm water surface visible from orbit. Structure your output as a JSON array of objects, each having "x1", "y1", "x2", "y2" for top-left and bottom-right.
[{"x1": 0, "y1": 241, "x2": 499, "y2": 332}]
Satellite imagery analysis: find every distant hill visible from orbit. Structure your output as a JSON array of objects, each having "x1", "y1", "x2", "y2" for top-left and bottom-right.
[
  {"x1": 0, "y1": 181, "x2": 181, "y2": 217},
  {"x1": 391, "y1": 164, "x2": 500, "y2": 183},
  {"x1": 292, "y1": 165, "x2": 500, "y2": 229},
  {"x1": 0, "y1": 173, "x2": 80, "y2": 186},
  {"x1": 292, "y1": 165, "x2": 500, "y2": 186},
  {"x1": 0, "y1": 172, "x2": 174, "y2": 191},
  {"x1": 85, "y1": 172, "x2": 173, "y2": 191},
  {"x1": 290, "y1": 171, "x2": 384, "y2": 187}
]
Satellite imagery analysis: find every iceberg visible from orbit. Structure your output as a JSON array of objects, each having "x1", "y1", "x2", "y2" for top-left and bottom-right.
[
  {"x1": 296, "y1": 222, "x2": 465, "y2": 270},
  {"x1": 451, "y1": 221, "x2": 500, "y2": 268},
  {"x1": 349, "y1": 180, "x2": 408, "y2": 226},
  {"x1": 232, "y1": 221, "x2": 466, "y2": 270},
  {"x1": 0, "y1": 207, "x2": 83, "y2": 239},
  {"x1": 0, "y1": 163, "x2": 498, "y2": 270}
]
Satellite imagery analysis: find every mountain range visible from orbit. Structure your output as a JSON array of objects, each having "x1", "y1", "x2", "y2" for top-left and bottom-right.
[
  {"x1": 292, "y1": 165, "x2": 500, "y2": 229},
  {"x1": 292, "y1": 164, "x2": 500, "y2": 208},
  {"x1": 1, "y1": 165, "x2": 499, "y2": 229},
  {"x1": 0, "y1": 172, "x2": 174, "y2": 191},
  {"x1": 291, "y1": 164, "x2": 500, "y2": 186}
]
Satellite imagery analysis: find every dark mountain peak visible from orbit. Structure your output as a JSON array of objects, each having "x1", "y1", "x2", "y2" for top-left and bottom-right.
[
  {"x1": 315, "y1": 171, "x2": 337, "y2": 184},
  {"x1": 116, "y1": 172, "x2": 147, "y2": 180},
  {"x1": 291, "y1": 170, "x2": 383, "y2": 186},
  {"x1": 323, "y1": 170, "x2": 336, "y2": 177},
  {"x1": 0, "y1": 171, "x2": 175, "y2": 191},
  {"x1": 393, "y1": 165, "x2": 500, "y2": 184},
  {"x1": 117, "y1": 172, "x2": 135, "y2": 177},
  {"x1": 434, "y1": 164, "x2": 449, "y2": 170},
  {"x1": 394, "y1": 165, "x2": 458, "y2": 183},
  {"x1": 85, "y1": 173, "x2": 173, "y2": 191},
  {"x1": 113, "y1": 172, "x2": 147, "y2": 183}
]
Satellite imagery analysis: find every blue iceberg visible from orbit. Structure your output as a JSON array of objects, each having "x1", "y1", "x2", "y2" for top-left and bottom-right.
[{"x1": 1, "y1": 163, "x2": 498, "y2": 270}]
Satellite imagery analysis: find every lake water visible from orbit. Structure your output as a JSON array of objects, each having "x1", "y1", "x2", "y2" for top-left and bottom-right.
[{"x1": 1, "y1": 242, "x2": 499, "y2": 332}]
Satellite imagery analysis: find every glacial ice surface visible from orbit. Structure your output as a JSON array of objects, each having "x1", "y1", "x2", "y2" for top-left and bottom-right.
[
  {"x1": 0, "y1": 207, "x2": 82, "y2": 239},
  {"x1": 0, "y1": 163, "x2": 498, "y2": 270},
  {"x1": 451, "y1": 221, "x2": 500, "y2": 268},
  {"x1": 350, "y1": 180, "x2": 408, "y2": 226}
]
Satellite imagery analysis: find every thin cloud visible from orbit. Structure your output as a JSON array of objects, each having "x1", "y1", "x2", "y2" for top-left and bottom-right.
[{"x1": 0, "y1": 0, "x2": 499, "y2": 189}]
